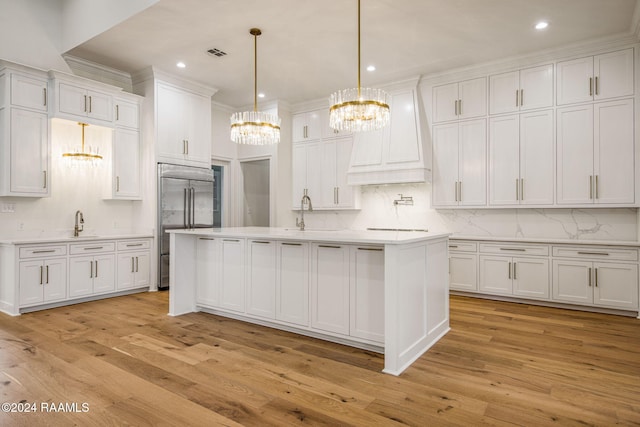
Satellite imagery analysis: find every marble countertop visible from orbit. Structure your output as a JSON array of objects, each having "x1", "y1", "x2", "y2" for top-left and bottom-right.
[
  {"x1": 0, "y1": 233, "x2": 154, "y2": 245},
  {"x1": 169, "y1": 227, "x2": 450, "y2": 245},
  {"x1": 451, "y1": 234, "x2": 640, "y2": 247}
]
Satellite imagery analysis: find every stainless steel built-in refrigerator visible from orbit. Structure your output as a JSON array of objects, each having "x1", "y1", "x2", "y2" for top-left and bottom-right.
[{"x1": 157, "y1": 163, "x2": 216, "y2": 289}]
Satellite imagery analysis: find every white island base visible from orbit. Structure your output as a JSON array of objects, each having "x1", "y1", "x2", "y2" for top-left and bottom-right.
[{"x1": 169, "y1": 227, "x2": 450, "y2": 376}]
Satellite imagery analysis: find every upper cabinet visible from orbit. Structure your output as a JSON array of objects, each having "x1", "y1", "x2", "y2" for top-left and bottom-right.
[
  {"x1": 347, "y1": 78, "x2": 430, "y2": 185},
  {"x1": 292, "y1": 110, "x2": 321, "y2": 142},
  {"x1": 433, "y1": 77, "x2": 486, "y2": 123},
  {"x1": 489, "y1": 64, "x2": 553, "y2": 115},
  {"x1": 0, "y1": 65, "x2": 50, "y2": 197},
  {"x1": 50, "y1": 74, "x2": 114, "y2": 125},
  {"x1": 114, "y1": 97, "x2": 139, "y2": 129},
  {"x1": 557, "y1": 49, "x2": 634, "y2": 105}
]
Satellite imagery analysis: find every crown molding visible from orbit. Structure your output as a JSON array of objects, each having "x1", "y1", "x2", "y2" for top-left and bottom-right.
[{"x1": 63, "y1": 54, "x2": 133, "y2": 92}]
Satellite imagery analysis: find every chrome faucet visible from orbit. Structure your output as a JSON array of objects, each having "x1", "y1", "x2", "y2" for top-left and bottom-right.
[
  {"x1": 74, "y1": 210, "x2": 84, "y2": 237},
  {"x1": 296, "y1": 194, "x2": 313, "y2": 231}
]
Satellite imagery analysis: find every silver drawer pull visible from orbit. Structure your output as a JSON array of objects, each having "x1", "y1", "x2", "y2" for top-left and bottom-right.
[
  {"x1": 499, "y1": 248, "x2": 526, "y2": 252},
  {"x1": 84, "y1": 246, "x2": 104, "y2": 250},
  {"x1": 357, "y1": 247, "x2": 383, "y2": 252},
  {"x1": 253, "y1": 241, "x2": 271, "y2": 244},
  {"x1": 126, "y1": 243, "x2": 144, "y2": 247},
  {"x1": 282, "y1": 242, "x2": 302, "y2": 246},
  {"x1": 448, "y1": 245, "x2": 458, "y2": 248},
  {"x1": 319, "y1": 245, "x2": 341, "y2": 249},
  {"x1": 577, "y1": 251, "x2": 609, "y2": 256},
  {"x1": 223, "y1": 239, "x2": 240, "y2": 242},
  {"x1": 33, "y1": 249, "x2": 56, "y2": 254},
  {"x1": 198, "y1": 238, "x2": 216, "y2": 241}
]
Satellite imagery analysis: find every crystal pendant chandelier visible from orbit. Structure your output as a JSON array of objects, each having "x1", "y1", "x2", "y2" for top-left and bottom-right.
[
  {"x1": 230, "y1": 28, "x2": 281, "y2": 145},
  {"x1": 62, "y1": 122, "x2": 102, "y2": 167},
  {"x1": 329, "y1": 0, "x2": 390, "y2": 132}
]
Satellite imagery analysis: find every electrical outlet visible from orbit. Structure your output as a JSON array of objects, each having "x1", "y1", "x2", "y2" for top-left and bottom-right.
[
  {"x1": 17, "y1": 222, "x2": 24, "y2": 231},
  {"x1": 1, "y1": 203, "x2": 15, "y2": 213}
]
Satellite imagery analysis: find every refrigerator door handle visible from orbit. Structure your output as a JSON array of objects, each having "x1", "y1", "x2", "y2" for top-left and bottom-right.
[
  {"x1": 187, "y1": 187, "x2": 192, "y2": 229},
  {"x1": 191, "y1": 187, "x2": 196, "y2": 228},
  {"x1": 183, "y1": 188, "x2": 188, "y2": 228}
]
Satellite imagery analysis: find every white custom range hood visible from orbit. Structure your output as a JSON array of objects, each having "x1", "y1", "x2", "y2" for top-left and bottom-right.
[{"x1": 347, "y1": 77, "x2": 430, "y2": 185}]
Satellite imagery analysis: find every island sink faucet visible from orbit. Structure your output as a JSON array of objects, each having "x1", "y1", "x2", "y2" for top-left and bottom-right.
[
  {"x1": 74, "y1": 210, "x2": 84, "y2": 237},
  {"x1": 296, "y1": 193, "x2": 313, "y2": 231}
]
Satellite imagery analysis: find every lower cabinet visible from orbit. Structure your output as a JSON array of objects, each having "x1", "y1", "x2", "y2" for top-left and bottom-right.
[
  {"x1": 117, "y1": 251, "x2": 150, "y2": 290},
  {"x1": 276, "y1": 241, "x2": 310, "y2": 326},
  {"x1": 349, "y1": 246, "x2": 385, "y2": 342},
  {"x1": 69, "y1": 254, "x2": 116, "y2": 297},
  {"x1": 448, "y1": 241, "x2": 478, "y2": 291},
  {"x1": 219, "y1": 238, "x2": 245, "y2": 313},
  {"x1": 311, "y1": 243, "x2": 350, "y2": 335},
  {"x1": 479, "y1": 255, "x2": 549, "y2": 299},
  {"x1": 196, "y1": 237, "x2": 220, "y2": 307},
  {"x1": 246, "y1": 240, "x2": 277, "y2": 319},
  {"x1": 19, "y1": 258, "x2": 66, "y2": 306}
]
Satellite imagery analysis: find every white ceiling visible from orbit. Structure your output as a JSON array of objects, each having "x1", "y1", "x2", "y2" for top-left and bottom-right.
[{"x1": 67, "y1": 0, "x2": 640, "y2": 108}]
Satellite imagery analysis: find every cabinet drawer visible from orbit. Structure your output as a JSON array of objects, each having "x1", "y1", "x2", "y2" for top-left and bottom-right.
[
  {"x1": 552, "y1": 246, "x2": 638, "y2": 262},
  {"x1": 69, "y1": 242, "x2": 115, "y2": 254},
  {"x1": 117, "y1": 240, "x2": 150, "y2": 251},
  {"x1": 480, "y1": 243, "x2": 549, "y2": 256},
  {"x1": 449, "y1": 241, "x2": 477, "y2": 252},
  {"x1": 19, "y1": 245, "x2": 66, "y2": 259}
]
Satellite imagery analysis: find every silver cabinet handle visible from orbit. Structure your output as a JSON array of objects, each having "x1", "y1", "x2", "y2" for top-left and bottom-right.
[
  {"x1": 588, "y1": 267, "x2": 592, "y2": 286},
  {"x1": 33, "y1": 249, "x2": 55, "y2": 254},
  {"x1": 90, "y1": 261, "x2": 93, "y2": 278},
  {"x1": 43, "y1": 171, "x2": 47, "y2": 189},
  {"x1": 135, "y1": 256, "x2": 139, "y2": 273},
  {"x1": 454, "y1": 99, "x2": 458, "y2": 116},
  {"x1": 508, "y1": 262, "x2": 512, "y2": 279},
  {"x1": 595, "y1": 175, "x2": 598, "y2": 199},
  {"x1": 126, "y1": 243, "x2": 144, "y2": 247},
  {"x1": 116, "y1": 176, "x2": 120, "y2": 192},
  {"x1": 595, "y1": 76, "x2": 599, "y2": 96},
  {"x1": 458, "y1": 181, "x2": 462, "y2": 202},
  {"x1": 40, "y1": 266, "x2": 43, "y2": 285},
  {"x1": 449, "y1": 245, "x2": 458, "y2": 248},
  {"x1": 516, "y1": 179, "x2": 519, "y2": 200},
  {"x1": 198, "y1": 237, "x2": 216, "y2": 241},
  {"x1": 319, "y1": 245, "x2": 341, "y2": 249},
  {"x1": 594, "y1": 268, "x2": 598, "y2": 287},
  {"x1": 84, "y1": 246, "x2": 104, "y2": 250},
  {"x1": 357, "y1": 247, "x2": 383, "y2": 251},
  {"x1": 89, "y1": 96, "x2": 92, "y2": 113},
  {"x1": 334, "y1": 187, "x2": 337, "y2": 205},
  {"x1": 252, "y1": 241, "x2": 271, "y2": 244},
  {"x1": 282, "y1": 242, "x2": 302, "y2": 246},
  {"x1": 589, "y1": 77, "x2": 593, "y2": 97},
  {"x1": 223, "y1": 239, "x2": 240, "y2": 242},
  {"x1": 95, "y1": 260, "x2": 98, "y2": 277},
  {"x1": 520, "y1": 89, "x2": 523, "y2": 106},
  {"x1": 458, "y1": 99, "x2": 462, "y2": 116},
  {"x1": 131, "y1": 256, "x2": 135, "y2": 273},
  {"x1": 578, "y1": 251, "x2": 609, "y2": 256},
  {"x1": 513, "y1": 262, "x2": 517, "y2": 280},
  {"x1": 500, "y1": 248, "x2": 526, "y2": 252},
  {"x1": 43, "y1": 88, "x2": 47, "y2": 106},
  {"x1": 186, "y1": 140, "x2": 189, "y2": 155},
  {"x1": 116, "y1": 104, "x2": 119, "y2": 121},
  {"x1": 589, "y1": 176, "x2": 593, "y2": 199},
  {"x1": 454, "y1": 182, "x2": 458, "y2": 202},
  {"x1": 46, "y1": 265, "x2": 49, "y2": 284},
  {"x1": 84, "y1": 95, "x2": 88, "y2": 112},
  {"x1": 515, "y1": 89, "x2": 519, "y2": 107},
  {"x1": 520, "y1": 178, "x2": 524, "y2": 201}
]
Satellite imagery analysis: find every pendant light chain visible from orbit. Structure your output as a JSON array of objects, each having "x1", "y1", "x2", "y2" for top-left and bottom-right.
[{"x1": 253, "y1": 29, "x2": 258, "y2": 112}]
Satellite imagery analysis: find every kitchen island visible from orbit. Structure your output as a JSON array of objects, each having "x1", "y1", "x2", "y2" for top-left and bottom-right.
[{"x1": 168, "y1": 227, "x2": 450, "y2": 375}]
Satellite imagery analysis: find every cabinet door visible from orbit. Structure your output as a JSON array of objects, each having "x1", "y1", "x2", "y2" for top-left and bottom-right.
[
  {"x1": 432, "y1": 123, "x2": 459, "y2": 206},
  {"x1": 489, "y1": 71, "x2": 519, "y2": 115},
  {"x1": 320, "y1": 139, "x2": 337, "y2": 207},
  {"x1": 276, "y1": 242, "x2": 309, "y2": 326},
  {"x1": 196, "y1": 238, "x2": 219, "y2": 307},
  {"x1": 19, "y1": 260, "x2": 44, "y2": 306},
  {"x1": 519, "y1": 64, "x2": 553, "y2": 111},
  {"x1": 69, "y1": 256, "x2": 94, "y2": 298},
  {"x1": 10, "y1": 108, "x2": 49, "y2": 195},
  {"x1": 334, "y1": 136, "x2": 356, "y2": 208},
  {"x1": 246, "y1": 240, "x2": 276, "y2": 319},
  {"x1": 519, "y1": 109, "x2": 554, "y2": 205},
  {"x1": 512, "y1": 257, "x2": 549, "y2": 299},
  {"x1": 556, "y1": 105, "x2": 594, "y2": 204},
  {"x1": 219, "y1": 239, "x2": 245, "y2": 312},
  {"x1": 183, "y1": 91, "x2": 211, "y2": 164},
  {"x1": 86, "y1": 90, "x2": 113, "y2": 122},
  {"x1": 459, "y1": 119, "x2": 486, "y2": 206},
  {"x1": 133, "y1": 252, "x2": 150, "y2": 288},
  {"x1": 156, "y1": 83, "x2": 186, "y2": 160},
  {"x1": 292, "y1": 113, "x2": 307, "y2": 143},
  {"x1": 432, "y1": 82, "x2": 458, "y2": 123},
  {"x1": 311, "y1": 244, "x2": 350, "y2": 335},
  {"x1": 117, "y1": 253, "x2": 135, "y2": 290},
  {"x1": 552, "y1": 259, "x2": 593, "y2": 305},
  {"x1": 349, "y1": 246, "x2": 384, "y2": 343},
  {"x1": 386, "y1": 88, "x2": 421, "y2": 165},
  {"x1": 114, "y1": 99, "x2": 139, "y2": 129},
  {"x1": 449, "y1": 253, "x2": 477, "y2": 292},
  {"x1": 93, "y1": 254, "x2": 115, "y2": 294},
  {"x1": 489, "y1": 114, "x2": 519, "y2": 205},
  {"x1": 594, "y1": 49, "x2": 634, "y2": 101},
  {"x1": 59, "y1": 83, "x2": 89, "y2": 117},
  {"x1": 557, "y1": 56, "x2": 594, "y2": 105},
  {"x1": 291, "y1": 143, "x2": 308, "y2": 209},
  {"x1": 11, "y1": 73, "x2": 48, "y2": 111},
  {"x1": 594, "y1": 99, "x2": 634, "y2": 204},
  {"x1": 320, "y1": 108, "x2": 351, "y2": 139},
  {"x1": 292, "y1": 111, "x2": 321, "y2": 142},
  {"x1": 479, "y1": 256, "x2": 512, "y2": 295},
  {"x1": 113, "y1": 128, "x2": 141, "y2": 199},
  {"x1": 305, "y1": 142, "x2": 322, "y2": 204},
  {"x1": 459, "y1": 77, "x2": 487, "y2": 120},
  {"x1": 42, "y1": 258, "x2": 66, "y2": 302},
  {"x1": 593, "y1": 263, "x2": 638, "y2": 310}
]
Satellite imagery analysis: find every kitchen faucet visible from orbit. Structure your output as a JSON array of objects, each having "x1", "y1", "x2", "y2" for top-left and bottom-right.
[
  {"x1": 74, "y1": 210, "x2": 84, "y2": 237},
  {"x1": 296, "y1": 194, "x2": 313, "y2": 231}
]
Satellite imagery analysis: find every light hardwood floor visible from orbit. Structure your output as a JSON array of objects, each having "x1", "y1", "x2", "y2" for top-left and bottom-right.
[{"x1": 1, "y1": 292, "x2": 638, "y2": 426}]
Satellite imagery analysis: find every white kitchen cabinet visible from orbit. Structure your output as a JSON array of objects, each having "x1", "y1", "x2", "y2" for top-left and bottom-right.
[
  {"x1": 311, "y1": 243, "x2": 350, "y2": 335},
  {"x1": 489, "y1": 64, "x2": 553, "y2": 115},
  {"x1": 114, "y1": 97, "x2": 139, "y2": 129},
  {"x1": 291, "y1": 141, "x2": 321, "y2": 209},
  {"x1": 432, "y1": 119, "x2": 486, "y2": 207},
  {"x1": 489, "y1": 110, "x2": 554, "y2": 206},
  {"x1": 156, "y1": 81, "x2": 211, "y2": 167},
  {"x1": 246, "y1": 240, "x2": 277, "y2": 319},
  {"x1": 319, "y1": 107, "x2": 351, "y2": 139},
  {"x1": 552, "y1": 260, "x2": 638, "y2": 310},
  {"x1": 19, "y1": 258, "x2": 66, "y2": 306},
  {"x1": 557, "y1": 49, "x2": 634, "y2": 105},
  {"x1": 349, "y1": 246, "x2": 384, "y2": 343},
  {"x1": 111, "y1": 128, "x2": 141, "y2": 200},
  {"x1": 219, "y1": 238, "x2": 245, "y2": 313},
  {"x1": 347, "y1": 83, "x2": 429, "y2": 185},
  {"x1": 69, "y1": 254, "x2": 116, "y2": 297},
  {"x1": 557, "y1": 99, "x2": 634, "y2": 205},
  {"x1": 292, "y1": 110, "x2": 321, "y2": 142},
  {"x1": 480, "y1": 255, "x2": 549, "y2": 299},
  {"x1": 320, "y1": 136, "x2": 359, "y2": 209},
  {"x1": 57, "y1": 82, "x2": 113, "y2": 123},
  {"x1": 276, "y1": 241, "x2": 309, "y2": 326},
  {"x1": 448, "y1": 241, "x2": 478, "y2": 292},
  {"x1": 433, "y1": 77, "x2": 486, "y2": 123},
  {"x1": 196, "y1": 237, "x2": 220, "y2": 307},
  {"x1": 10, "y1": 73, "x2": 48, "y2": 111},
  {"x1": 117, "y1": 251, "x2": 149, "y2": 290}
]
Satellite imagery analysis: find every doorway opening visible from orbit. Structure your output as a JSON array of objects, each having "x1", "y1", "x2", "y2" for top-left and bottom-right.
[{"x1": 240, "y1": 159, "x2": 270, "y2": 226}]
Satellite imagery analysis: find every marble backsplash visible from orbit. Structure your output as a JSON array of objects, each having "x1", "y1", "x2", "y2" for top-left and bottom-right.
[{"x1": 302, "y1": 183, "x2": 638, "y2": 242}]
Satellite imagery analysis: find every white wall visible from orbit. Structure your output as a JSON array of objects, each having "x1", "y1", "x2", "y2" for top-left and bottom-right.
[{"x1": 0, "y1": 119, "x2": 145, "y2": 239}]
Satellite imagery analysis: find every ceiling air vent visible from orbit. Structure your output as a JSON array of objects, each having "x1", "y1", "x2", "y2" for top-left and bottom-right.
[{"x1": 207, "y1": 48, "x2": 227, "y2": 57}]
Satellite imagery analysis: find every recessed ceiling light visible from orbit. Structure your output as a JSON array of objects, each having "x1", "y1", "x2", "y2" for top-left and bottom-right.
[
  {"x1": 535, "y1": 21, "x2": 549, "y2": 30},
  {"x1": 366, "y1": 65, "x2": 376, "y2": 72},
  {"x1": 176, "y1": 61, "x2": 186, "y2": 68},
  {"x1": 258, "y1": 93, "x2": 265, "y2": 98}
]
